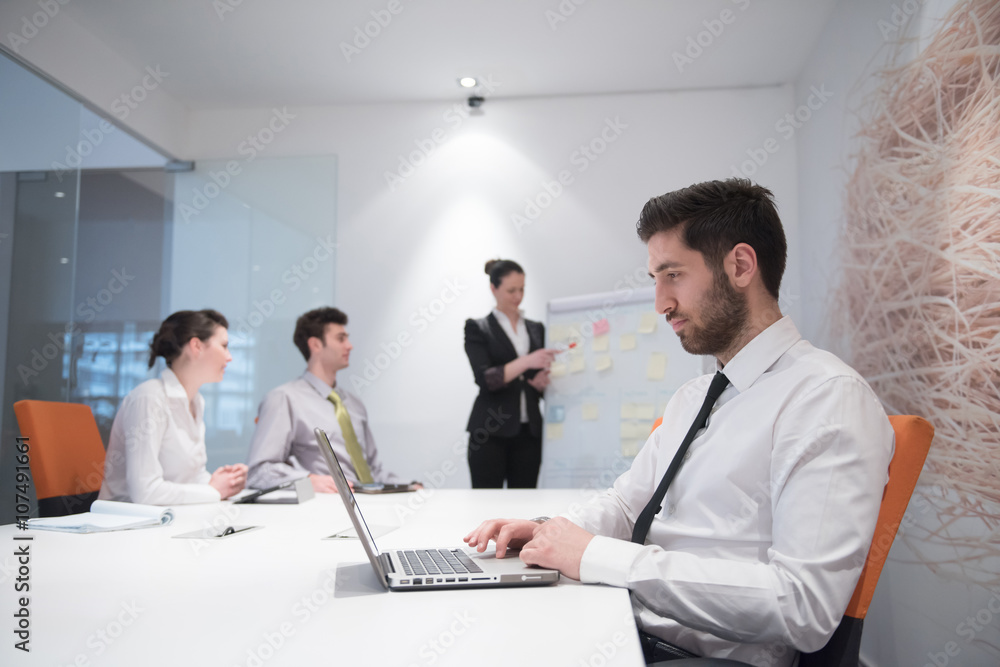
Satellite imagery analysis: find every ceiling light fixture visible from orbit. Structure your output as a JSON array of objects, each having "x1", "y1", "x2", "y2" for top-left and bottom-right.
[
  {"x1": 54, "y1": 191, "x2": 65, "y2": 198},
  {"x1": 458, "y1": 77, "x2": 477, "y2": 88}
]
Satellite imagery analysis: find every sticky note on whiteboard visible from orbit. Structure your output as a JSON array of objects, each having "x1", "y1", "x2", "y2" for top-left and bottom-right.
[
  {"x1": 592, "y1": 334, "x2": 610, "y2": 352},
  {"x1": 647, "y1": 352, "x2": 667, "y2": 380},
  {"x1": 638, "y1": 312, "x2": 658, "y2": 334},
  {"x1": 569, "y1": 355, "x2": 586, "y2": 373},
  {"x1": 595, "y1": 355, "x2": 612, "y2": 371},
  {"x1": 619, "y1": 334, "x2": 637, "y2": 351},
  {"x1": 546, "y1": 423, "x2": 564, "y2": 440},
  {"x1": 581, "y1": 404, "x2": 599, "y2": 421},
  {"x1": 549, "y1": 325, "x2": 570, "y2": 343},
  {"x1": 592, "y1": 319, "x2": 610, "y2": 336},
  {"x1": 635, "y1": 403, "x2": 655, "y2": 420},
  {"x1": 550, "y1": 362, "x2": 567, "y2": 378},
  {"x1": 620, "y1": 403, "x2": 637, "y2": 419}
]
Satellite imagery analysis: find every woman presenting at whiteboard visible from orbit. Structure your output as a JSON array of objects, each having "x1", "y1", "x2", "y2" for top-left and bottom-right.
[{"x1": 464, "y1": 260, "x2": 558, "y2": 488}]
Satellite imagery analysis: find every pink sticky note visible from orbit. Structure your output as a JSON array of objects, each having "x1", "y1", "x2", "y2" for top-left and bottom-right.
[{"x1": 593, "y1": 319, "x2": 610, "y2": 336}]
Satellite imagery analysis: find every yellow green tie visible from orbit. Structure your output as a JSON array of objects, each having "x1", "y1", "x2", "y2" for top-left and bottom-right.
[{"x1": 327, "y1": 389, "x2": 374, "y2": 484}]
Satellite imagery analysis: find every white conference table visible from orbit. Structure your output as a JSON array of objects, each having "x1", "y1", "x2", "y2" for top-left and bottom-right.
[{"x1": 1, "y1": 489, "x2": 644, "y2": 666}]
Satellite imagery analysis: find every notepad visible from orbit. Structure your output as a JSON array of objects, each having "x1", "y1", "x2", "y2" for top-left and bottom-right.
[{"x1": 26, "y1": 500, "x2": 174, "y2": 534}]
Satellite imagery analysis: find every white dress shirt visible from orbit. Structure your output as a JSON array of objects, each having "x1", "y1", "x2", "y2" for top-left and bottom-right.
[
  {"x1": 99, "y1": 368, "x2": 221, "y2": 505},
  {"x1": 491, "y1": 308, "x2": 530, "y2": 423},
  {"x1": 246, "y1": 371, "x2": 401, "y2": 489},
  {"x1": 566, "y1": 317, "x2": 894, "y2": 667}
]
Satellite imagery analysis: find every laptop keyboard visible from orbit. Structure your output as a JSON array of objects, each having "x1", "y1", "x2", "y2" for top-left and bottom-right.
[{"x1": 398, "y1": 549, "x2": 484, "y2": 576}]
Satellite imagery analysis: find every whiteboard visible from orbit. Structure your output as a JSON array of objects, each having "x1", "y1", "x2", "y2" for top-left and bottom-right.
[{"x1": 539, "y1": 286, "x2": 709, "y2": 489}]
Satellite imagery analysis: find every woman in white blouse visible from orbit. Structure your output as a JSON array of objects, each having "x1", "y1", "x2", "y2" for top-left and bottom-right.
[{"x1": 99, "y1": 309, "x2": 247, "y2": 505}]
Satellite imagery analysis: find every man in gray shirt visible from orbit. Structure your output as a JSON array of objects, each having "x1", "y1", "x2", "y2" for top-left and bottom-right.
[{"x1": 247, "y1": 307, "x2": 403, "y2": 492}]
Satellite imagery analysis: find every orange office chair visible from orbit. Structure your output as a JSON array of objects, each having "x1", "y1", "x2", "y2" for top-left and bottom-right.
[
  {"x1": 13, "y1": 400, "x2": 107, "y2": 517},
  {"x1": 648, "y1": 415, "x2": 934, "y2": 667}
]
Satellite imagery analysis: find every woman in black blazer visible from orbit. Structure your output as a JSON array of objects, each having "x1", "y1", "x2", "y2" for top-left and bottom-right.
[{"x1": 464, "y1": 260, "x2": 557, "y2": 488}]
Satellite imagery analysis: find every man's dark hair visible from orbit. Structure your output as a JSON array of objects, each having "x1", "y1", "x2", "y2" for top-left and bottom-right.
[
  {"x1": 636, "y1": 178, "x2": 787, "y2": 300},
  {"x1": 293, "y1": 307, "x2": 348, "y2": 361}
]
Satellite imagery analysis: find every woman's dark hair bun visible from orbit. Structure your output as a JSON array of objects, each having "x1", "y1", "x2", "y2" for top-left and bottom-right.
[
  {"x1": 485, "y1": 259, "x2": 524, "y2": 287},
  {"x1": 148, "y1": 309, "x2": 228, "y2": 369}
]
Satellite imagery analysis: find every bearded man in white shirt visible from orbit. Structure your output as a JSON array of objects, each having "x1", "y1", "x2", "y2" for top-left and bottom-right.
[{"x1": 464, "y1": 178, "x2": 894, "y2": 666}]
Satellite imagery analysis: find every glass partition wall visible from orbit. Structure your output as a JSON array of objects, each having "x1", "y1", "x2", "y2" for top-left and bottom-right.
[{"x1": 0, "y1": 52, "x2": 337, "y2": 522}]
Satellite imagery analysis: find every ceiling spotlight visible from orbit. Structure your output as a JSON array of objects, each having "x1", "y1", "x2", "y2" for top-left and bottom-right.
[
  {"x1": 468, "y1": 96, "x2": 485, "y2": 108},
  {"x1": 54, "y1": 191, "x2": 65, "y2": 198},
  {"x1": 458, "y1": 77, "x2": 478, "y2": 88}
]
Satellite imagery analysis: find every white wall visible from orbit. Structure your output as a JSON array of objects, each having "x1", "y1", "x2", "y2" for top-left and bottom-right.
[
  {"x1": 184, "y1": 86, "x2": 802, "y2": 487},
  {"x1": 794, "y1": 1, "x2": 997, "y2": 666}
]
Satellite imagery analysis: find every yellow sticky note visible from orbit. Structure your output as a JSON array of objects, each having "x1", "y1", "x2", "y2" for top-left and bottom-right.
[
  {"x1": 647, "y1": 352, "x2": 667, "y2": 380},
  {"x1": 620, "y1": 334, "x2": 637, "y2": 351},
  {"x1": 549, "y1": 325, "x2": 570, "y2": 343},
  {"x1": 635, "y1": 403, "x2": 655, "y2": 420},
  {"x1": 592, "y1": 334, "x2": 609, "y2": 352},
  {"x1": 621, "y1": 438, "x2": 642, "y2": 457},
  {"x1": 546, "y1": 423, "x2": 564, "y2": 440},
  {"x1": 582, "y1": 404, "x2": 600, "y2": 421},
  {"x1": 569, "y1": 355, "x2": 586, "y2": 373},
  {"x1": 620, "y1": 403, "x2": 637, "y2": 419},
  {"x1": 595, "y1": 355, "x2": 612, "y2": 371},
  {"x1": 619, "y1": 421, "x2": 633, "y2": 438},
  {"x1": 638, "y1": 312, "x2": 658, "y2": 334},
  {"x1": 638, "y1": 420, "x2": 654, "y2": 436},
  {"x1": 550, "y1": 362, "x2": 567, "y2": 378}
]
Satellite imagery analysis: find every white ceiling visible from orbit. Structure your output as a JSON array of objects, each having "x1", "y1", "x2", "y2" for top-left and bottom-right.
[{"x1": 62, "y1": 0, "x2": 839, "y2": 109}]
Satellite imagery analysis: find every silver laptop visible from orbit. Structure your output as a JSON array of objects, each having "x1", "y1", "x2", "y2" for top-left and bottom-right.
[{"x1": 314, "y1": 428, "x2": 560, "y2": 591}]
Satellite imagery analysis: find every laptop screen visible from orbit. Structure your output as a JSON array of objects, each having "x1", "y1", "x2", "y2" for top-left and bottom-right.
[{"x1": 313, "y1": 428, "x2": 388, "y2": 583}]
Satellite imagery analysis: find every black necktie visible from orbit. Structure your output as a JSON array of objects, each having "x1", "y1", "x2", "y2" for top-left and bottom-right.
[{"x1": 631, "y1": 371, "x2": 730, "y2": 544}]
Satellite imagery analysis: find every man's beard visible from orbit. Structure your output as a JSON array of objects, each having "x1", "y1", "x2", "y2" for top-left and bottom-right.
[{"x1": 673, "y1": 272, "x2": 750, "y2": 357}]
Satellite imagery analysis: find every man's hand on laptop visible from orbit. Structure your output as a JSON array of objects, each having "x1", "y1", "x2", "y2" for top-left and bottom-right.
[
  {"x1": 519, "y1": 517, "x2": 593, "y2": 581},
  {"x1": 464, "y1": 517, "x2": 593, "y2": 580},
  {"x1": 310, "y1": 474, "x2": 340, "y2": 493},
  {"x1": 464, "y1": 519, "x2": 539, "y2": 558}
]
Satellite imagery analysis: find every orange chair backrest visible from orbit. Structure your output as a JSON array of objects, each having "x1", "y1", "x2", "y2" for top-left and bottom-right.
[
  {"x1": 650, "y1": 417, "x2": 663, "y2": 433},
  {"x1": 844, "y1": 415, "x2": 933, "y2": 619},
  {"x1": 13, "y1": 400, "x2": 106, "y2": 500}
]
